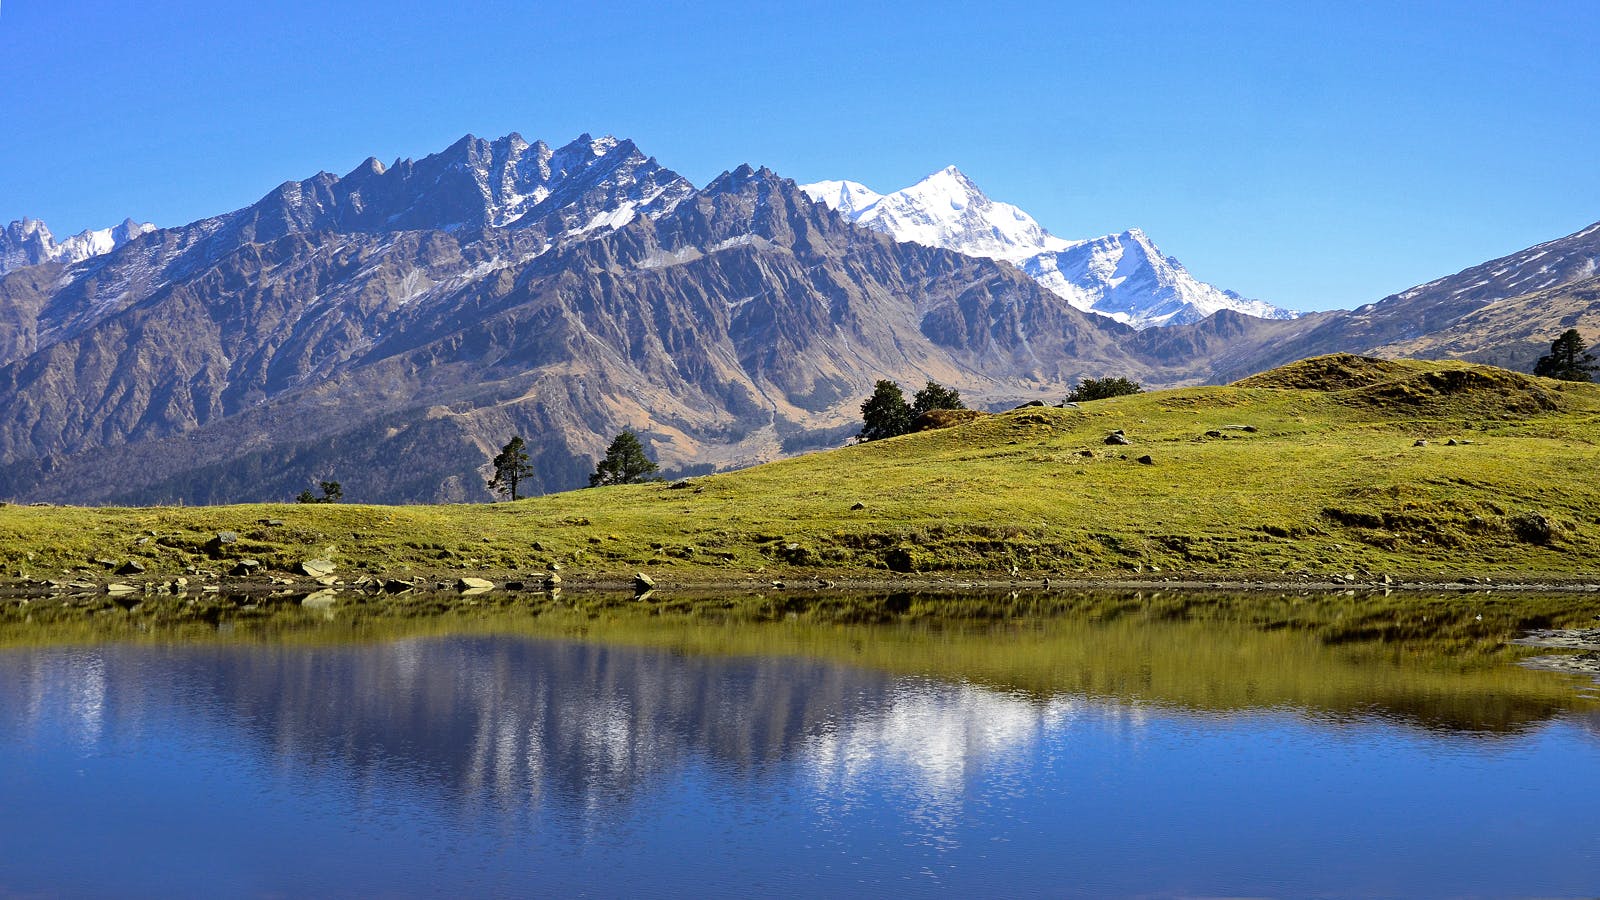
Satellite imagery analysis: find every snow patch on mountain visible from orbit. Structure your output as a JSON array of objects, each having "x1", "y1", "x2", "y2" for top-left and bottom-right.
[
  {"x1": 0, "y1": 217, "x2": 157, "y2": 277},
  {"x1": 802, "y1": 168, "x2": 1296, "y2": 329}
]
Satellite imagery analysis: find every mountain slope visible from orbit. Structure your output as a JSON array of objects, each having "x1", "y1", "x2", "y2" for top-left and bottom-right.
[
  {"x1": 1214, "y1": 220, "x2": 1600, "y2": 378},
  {"x1": 802, "y1": 167, "x2": 1297, "y2": 329}
]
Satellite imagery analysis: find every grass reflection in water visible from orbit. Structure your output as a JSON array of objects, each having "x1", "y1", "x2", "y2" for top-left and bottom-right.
[{"x1": 3, "y1": 587, "x2": 1596, "y2": 735}]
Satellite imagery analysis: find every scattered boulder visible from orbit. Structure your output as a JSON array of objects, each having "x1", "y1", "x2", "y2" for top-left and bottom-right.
[
  {"x1": 204, "y1": 531, "x2": 240, "y2": 557},
  {"x1": 634, "y1": 572, "x2": 656, "y2": 594},
  {"x1": 543, "y1": 572, "x2": 563, "y2": 589},
  {"x1": 1077, "y1": 449, "x2": 1095, "y2": 457},
  {"x1": 850, "y1": 501, "x2": 866, "y2": 511},
  {"x1": 456, "y1": 577, "x2": 494, "y2": 591},
  {"x1": 669, "y1": 479, "x2": 694, "y2": 490},
  {"x1": 115, "y1": 560, "x2": 147, "y2": 576},
  {"x1": 1413, "y1": 439, "x2": 1428, "y2": 447},
  {"x1": 1205, "y1": 430, "x2": 1224, "y2": 438},
  {"x1": 1013, "y1": 400, "x2": 1047, "y2": 409},
  {"x1": 93, "y1": 557, "x2": 118, "y2": 568},
  {"x1": 104, "y1": 583, "x2": 137, "y2": 595},
  {"x1": 1136, "y1": 455, "x2": 1155, "y2": 465},
  {"x1": 229, "y1": 559, "x2": 261, "y2": 576},
  {"x1": 382, "y1": 579, "x2": 414, "y2": 594},
  {"x1": 296, "y1": 559, "x2": 337, "y2": 578},
  {"x1": 1105, "y1": 431, "x2": 1131, "y2": 446}
]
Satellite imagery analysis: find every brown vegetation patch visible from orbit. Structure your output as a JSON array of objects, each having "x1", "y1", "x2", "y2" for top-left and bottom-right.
[
  {"x1": 1234, "y1": 354, "x2": 1414, "y2": 391},
  {"x1": 912, "y1": 408, "x2": 990, "y2": 432},
  {"x1": 1341, "y1": 367, "x2": 1560, "y2": 416}
]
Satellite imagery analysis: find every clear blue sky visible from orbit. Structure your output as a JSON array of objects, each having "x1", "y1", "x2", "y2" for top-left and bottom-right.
[{"x1": 3, "y1": 1, "x2": 1597, "y2": 311}]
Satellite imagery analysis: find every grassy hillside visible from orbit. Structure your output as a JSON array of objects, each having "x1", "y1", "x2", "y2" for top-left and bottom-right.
[{"x1": 4, "y1": 354, "x2": 1600, "y2": 586}]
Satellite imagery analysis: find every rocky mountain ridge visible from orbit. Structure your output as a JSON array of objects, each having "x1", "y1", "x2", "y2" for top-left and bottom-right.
[{"x1": 0, "y1": 217, "x2": 156, "y2": 277}]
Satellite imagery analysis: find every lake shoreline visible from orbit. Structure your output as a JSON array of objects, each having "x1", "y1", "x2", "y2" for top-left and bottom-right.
[{"x1": 5, "y1": 569, "x2": 1600, "y2": 602}]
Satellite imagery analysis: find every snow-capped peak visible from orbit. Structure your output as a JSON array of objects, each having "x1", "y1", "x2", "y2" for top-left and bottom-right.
[
  {"x1": 801, "y1": 168, "x2": 1296, "y2": 329},
  {"x1": 0, "y1": 216, "x2": 156, "y2": 277},
  {"x1": 804, "y1": 165, "x2": 1070, "y2": 263},
  {"x1": 800, "y1": 180, "x2": 882, "y2": 218}
]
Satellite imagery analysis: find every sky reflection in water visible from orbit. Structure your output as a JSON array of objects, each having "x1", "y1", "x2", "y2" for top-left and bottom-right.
[{"x1": 1, "y1": 633, "x2": 1598, "y2": 897}]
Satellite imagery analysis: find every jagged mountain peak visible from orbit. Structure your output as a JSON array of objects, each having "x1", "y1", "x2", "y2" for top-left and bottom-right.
[
  {"x1": 802, "y1": 179, "x2": 881, "y2": 217},
  {"x1": 0, "y1": 215, "x2": 157, "y2": 277},
  {"x1": 802, "y1": 167, "x2": 1296, "y2": 329},
  {"x1": 803, "y1": 166, "x2": 1064, "y2": 264},
  {"x1": 223, "y1": 132, "x2": 693, "y2": 241}
]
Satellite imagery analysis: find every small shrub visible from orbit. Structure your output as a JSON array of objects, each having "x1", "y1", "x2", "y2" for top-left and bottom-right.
[{"x1": 1508, "y1": 512, "x2": 1555, "y2": 545}]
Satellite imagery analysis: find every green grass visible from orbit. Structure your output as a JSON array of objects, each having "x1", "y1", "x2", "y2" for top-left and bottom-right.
[{"x1": 5, "y1": 354, "x2": 1600, "y2": 584}]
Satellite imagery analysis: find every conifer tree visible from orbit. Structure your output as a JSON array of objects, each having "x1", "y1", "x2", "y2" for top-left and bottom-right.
[
  {"x1": 488, "y1": 436, "x2": 535, "y2": 500},
  {"x1": 589, "y1": 430, "x2": 660, "y2": 486},
  {"x1": 1533, "y1": 329, "x2": 1597, "y2": 382}
]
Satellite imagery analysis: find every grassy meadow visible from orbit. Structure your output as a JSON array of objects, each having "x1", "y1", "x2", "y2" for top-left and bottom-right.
[{"x1": 4, "y1": 354, "x2": 1600, "y2": 587}]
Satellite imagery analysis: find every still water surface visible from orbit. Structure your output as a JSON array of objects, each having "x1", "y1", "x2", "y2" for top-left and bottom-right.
[{"x1": 1, "y1": 602, "x2": 1598, "y2": 897}]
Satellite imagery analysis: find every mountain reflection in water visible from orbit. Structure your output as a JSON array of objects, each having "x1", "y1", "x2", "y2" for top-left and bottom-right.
[
  {"x1": 2, "y1": 600, "x2": 1599, "y2": 897},
  {"x1": 1, "y1": 639, "x2": 1151, "y2": 825}
]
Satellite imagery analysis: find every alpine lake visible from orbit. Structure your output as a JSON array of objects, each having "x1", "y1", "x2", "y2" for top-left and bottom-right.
[{"x1": 2, "y1": 585, "x2": 1598, "y2": 898}]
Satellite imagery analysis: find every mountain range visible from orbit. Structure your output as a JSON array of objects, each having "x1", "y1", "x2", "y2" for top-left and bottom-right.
[
  {"x1": 0, "y1": 217, "x2": 155, "y2": 277},
  {"x1": 0, "y1": 131, "x2": 1595, "y2": 504},
  {"x1": 802, "y1": 167, "x2": 1297, "y2": 329}
]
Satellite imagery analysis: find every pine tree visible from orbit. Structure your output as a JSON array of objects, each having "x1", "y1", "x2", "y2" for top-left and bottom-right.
[
  {"x1": 1533, "y1": 329, "x2": 1597, "y2": 382},
  {"x1": 589, "y1": 430, "x2": 660, "y2": 486},
  {"x1": 858, "y1": 379, "x2": 913, "y2": 441},
  {"x1": 487, "y1": 436, "x2": 535, "y2": 500},
  {"x1": 911, "y1": 380, "x2": 965, "y2": 416}
]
